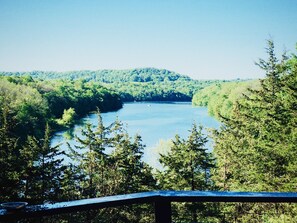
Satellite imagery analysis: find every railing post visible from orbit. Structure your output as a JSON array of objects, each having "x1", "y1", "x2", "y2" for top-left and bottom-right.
[{"x1": 155, "y1": 199, "x2": 171, "y2": 223}]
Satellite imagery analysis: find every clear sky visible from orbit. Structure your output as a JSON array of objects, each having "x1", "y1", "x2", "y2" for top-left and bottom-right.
[{"x1": 0, "y1": 0, "x2": 296, "y2": 79}]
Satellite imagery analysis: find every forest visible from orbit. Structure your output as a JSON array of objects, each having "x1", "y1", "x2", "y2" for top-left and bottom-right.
[
  {"x1": 0, "y1": 41, "x2": 296, "y2": 222},
  {"x1": 0, "y1": 76, "x2": 122, "y2": 140},
  {"x1": 1, "y1": 68, "x2": 225, "y2": 102},
  {"x1": 192, "y1": 80, "x2": 260, "y2": 119}
]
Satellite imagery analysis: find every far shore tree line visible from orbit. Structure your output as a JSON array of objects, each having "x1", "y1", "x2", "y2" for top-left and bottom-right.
[{"x1": 0, "y1": 41, "x2": 296, "y2": 222}]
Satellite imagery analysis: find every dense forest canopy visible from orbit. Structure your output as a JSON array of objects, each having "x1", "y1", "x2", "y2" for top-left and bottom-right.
[
  {"x1": 0, "y1": 68, "x2": 228, "y2": 102},
  {"x1": 192, "y1": 80, "x2": 260, "y2": 119},
  {"x1": 0, "y1": 68, "x2": 193, "y2": 83},
  {"x1": 0, "y1": 76, "x2": 122, "y2": 140}
]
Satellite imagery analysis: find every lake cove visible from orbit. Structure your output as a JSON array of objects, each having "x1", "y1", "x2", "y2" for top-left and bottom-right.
[{"x1": 51, "y1": 102, "x2": 220, "y2": 169}]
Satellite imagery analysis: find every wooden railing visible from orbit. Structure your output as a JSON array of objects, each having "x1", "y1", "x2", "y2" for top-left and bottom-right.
[{"x1": 1, "y1": 190, "x2": 297, "y2": 222}]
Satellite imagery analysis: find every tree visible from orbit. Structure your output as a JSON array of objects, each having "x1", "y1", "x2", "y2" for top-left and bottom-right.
[
  {"x1": 68, "y1": 111, "x2": 156, "y2": 222},
  {"x1": 70, "y1": 110, "x2": 111, "y2": 198},
  {"x1": 21, "y1": 124, "x2": 66, "y2": 203},
  {"x1": 0, "y1": 101, "x2": 22, "y2": 201},
  {"x1": 106, "y1": 121, "x2": 156, "y2": 222},
  {"x1": 57, "y1": 107, "x2": 76, "y2": 127},
  {"x1": 157, "y1": 124, "x2": 216, "y2": 222},
  {"x1": 110, "y1": 126, "x2": 156, "y2": 194},
  {"x1": 0, "y1": 78, "x2": 48, "y2": 140},
  {"x1": 212, "y1": 40, "x2": 297, "y2": 221}
]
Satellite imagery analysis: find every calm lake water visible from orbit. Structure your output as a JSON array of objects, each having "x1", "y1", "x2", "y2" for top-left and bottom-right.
[{"x1": 51, "y1": 102, "x2": 220, "y2": 169}]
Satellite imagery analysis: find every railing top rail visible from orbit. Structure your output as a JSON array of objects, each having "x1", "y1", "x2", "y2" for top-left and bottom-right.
[
  {"x1": 159, "y1": 190, "x2": 297, "y2": 202},
  {"x1": 1, "y1": 190, "x2": 297, "y2": 221}
]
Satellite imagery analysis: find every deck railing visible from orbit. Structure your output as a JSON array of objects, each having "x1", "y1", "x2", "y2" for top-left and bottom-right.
[{"x1": 1, "y1": 190, "x2": 297, "y2": 222}]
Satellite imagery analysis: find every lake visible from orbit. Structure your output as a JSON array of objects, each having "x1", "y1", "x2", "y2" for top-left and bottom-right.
[{"x1": 51, "y1": 102, "x2": 220, "y2": 169}]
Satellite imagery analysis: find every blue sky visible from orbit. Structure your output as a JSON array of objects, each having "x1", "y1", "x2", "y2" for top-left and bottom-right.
[{"x1": 0, "y1": 0, "x2": 296, "y2": 79}]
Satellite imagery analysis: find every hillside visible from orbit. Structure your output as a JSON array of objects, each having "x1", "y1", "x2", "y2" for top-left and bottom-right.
[
  {"x1": 192, "y1": 80, "x2": 260, "y2": 119},
  {"x1": 0, "y1": 68, "x2": 191, "y2": 83},
  {"x1": 1, "y1": 68, "x2": 226, "y2": 102}
]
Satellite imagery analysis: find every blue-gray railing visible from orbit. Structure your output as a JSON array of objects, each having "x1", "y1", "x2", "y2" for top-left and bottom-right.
[{"x1": 1, "y1": 190, "x2": 297, "y2": 222}]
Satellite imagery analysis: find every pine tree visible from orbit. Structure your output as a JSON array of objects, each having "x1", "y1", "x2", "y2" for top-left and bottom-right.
[
  {"x1": 158, "y1": 124, "x2": 216, "y2": 222},
  {"x1": 0, "y1": 102, "x2": 22, "y2": 201},
  {"x1": 69, "y1": 111, "x2": 156, "y2": 222},
  {"x1": 59, "y1": 163, "x2": 83, "y2": 201},
  {"x1": 21, "y1": 123, "x2": 66, "y2": 203},
  {"x1": 159, "y1": 124, "x2": 213, "y2": 190},
  {"x1": 213, "y1": 40, "x2": 297, "y2": 221},
  {"x1": 104, "y1": 120, "x2": 155, "y2": 223},
  {"x1": 70, "y1": 110, "x2": 110, "y2": 198},
  {"x1": 111, "y1": 131, "x2": 155, "y2": 194}
]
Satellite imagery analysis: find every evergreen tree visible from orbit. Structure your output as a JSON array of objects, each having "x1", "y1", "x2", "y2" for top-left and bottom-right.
[
  {"x1": 107, "y1": 122, "x2": 156, "y2": 223},
  {"x1": 59, "y1": 163, "x2": 82, "y2": 201},
  {"x1": 69, "y1": 111, "x2": 156, "y2": 222},
  {"x1": 21, "y1": 124, "x2": 66, "y2": 203},
  {"x1": 110, "y1": 129, "x2": 155, "y2": 194},
  {"x1": 0, "y1": 101, "x2": 22, "y2": 201},
  {"x1": 157, "y1": 124, "x2": 216, "y2": 222},
  {"x1": 70, "y1": 109, "x2": 111, "y2": 198},
  {"x1": 159, "y1": 124, "x2": 213, "y2": 190},
  {"x1": 213, "y1": 40, "x2": 297, "y2": 221}
]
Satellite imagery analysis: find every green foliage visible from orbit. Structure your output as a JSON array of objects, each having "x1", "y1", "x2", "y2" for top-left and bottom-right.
[
  {"x1": 213, "y1": 40, "x2": 297, "y2": 221},
  {"x1": 0, "y1": 103, "x2": 22, "y2": 201},
  {"x1": 192, "y1": 80, "x2": 260, "y2": 119},
  {"x1": 57, "y1": 107, "x2": 76, "y2": 127},
  {"x1": 0, "y1": 78, "x2": 48, "y2": 139},
  {"x1": 43, "y1": 79, "x2": 122, "y2": 119},
  {"x1": 69, "y1": 111, "x2": 156, "y2": 196},
  {"x1": 158, "y1": 125, "x2": 214, "y2": 191},
  {"x1": 21, "y1": 124, "x2": 66, "y2": 204},
  {"x1": 157, "y1": 124, "x2": 218, "y2": 222},
  {"x1": 67, "y1": 110, "x2": 156, "y2": 222},
  {"x1": 0, "y1": 68, "x2": 191, "y2": 83},
  {"x1": 0, "y1": 75, "x2": 122, "y2": 205},
  {"x1": 105, "y1": 80, "x2": 211, "y2": 102},
  {"x1": 1, "y1": 68, "x2": 225, "y2": 102},
  {"x1": 0, "y1": 75, "x2": 122, "y2": 137},
  {"x1": 150, "y1": 139, "x2": 174, "y2": 168}
]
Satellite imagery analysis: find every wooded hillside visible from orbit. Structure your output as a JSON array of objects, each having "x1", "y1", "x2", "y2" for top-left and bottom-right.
[{"x1": 1, "y1": 68, "x2": 226, "y2": 102}]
